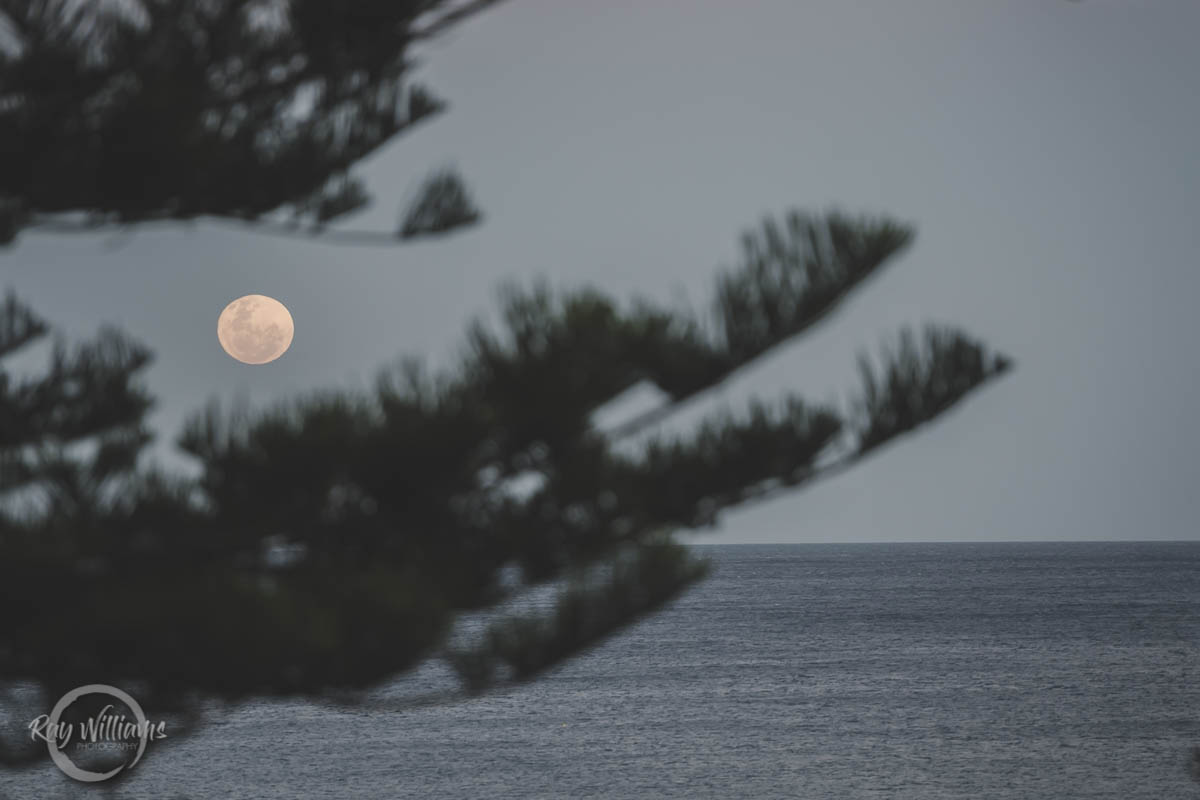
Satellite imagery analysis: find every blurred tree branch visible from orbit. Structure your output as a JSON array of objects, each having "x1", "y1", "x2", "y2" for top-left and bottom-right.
[
  {"x1": 0, "y1": 0, "x2": 497, "y2": 246},
  {"x1": 0, "y1": 207, "x2": 1010, "y2": 748},
  {"x1": 0, "y1": 0, "x2": 1015, "y2": 776}
]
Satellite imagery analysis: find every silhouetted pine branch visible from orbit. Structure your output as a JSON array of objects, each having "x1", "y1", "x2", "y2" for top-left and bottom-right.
[
  {"x1": 854, "y1": 324, "x2": 1012, "y2": 452},
  {"x1": 0, "y1": 189, "x2": 1010, "y2": 772},
  {"x1": 0, "y1": 1, "x2": 1014, "y2": 777},
  {"x1": 398, "y1": 169, "x2": 481, "y2": 239},
  {"x1": 607, "y1": 210, "x2": 915, "y2": 439},
  {"x1": 0, "y1": 1, "x2": 499, "y2": 246}
]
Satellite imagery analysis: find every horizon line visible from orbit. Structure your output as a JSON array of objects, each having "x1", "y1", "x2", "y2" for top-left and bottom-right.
[{"x1": 690, "y1": 538, "x2": 1199, "y2": 546}]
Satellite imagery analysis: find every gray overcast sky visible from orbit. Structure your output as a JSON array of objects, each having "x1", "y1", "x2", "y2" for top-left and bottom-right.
[{"x1": 4, "y1": 0, "x2": 1198, "y2": 543}]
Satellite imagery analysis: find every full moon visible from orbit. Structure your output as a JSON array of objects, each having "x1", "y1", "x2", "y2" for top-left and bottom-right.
[{"x1": 217, "y1": 294, "x2": 294, "y2": 364}]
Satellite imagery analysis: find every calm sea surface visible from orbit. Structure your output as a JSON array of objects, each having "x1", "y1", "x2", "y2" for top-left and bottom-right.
[{"x1": 7, "y1": 542, "x2": 1200, "y2": 799}]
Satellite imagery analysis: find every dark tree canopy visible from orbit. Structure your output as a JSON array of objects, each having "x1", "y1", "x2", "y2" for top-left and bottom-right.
[
  {"x1": 0, "y1": 0, "x2": 1015, "y2": 779},
  {"x1": 0, "y1": 208, "x2": 1010, "y2": 768},
  {"x1": 0, "y1": 0, "x2": 495, "y2": 244}
]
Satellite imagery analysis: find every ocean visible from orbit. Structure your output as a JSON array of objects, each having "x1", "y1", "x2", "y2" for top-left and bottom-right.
[{"x1": 7, "y1": 542, "x2": 1199, "y2": 799}]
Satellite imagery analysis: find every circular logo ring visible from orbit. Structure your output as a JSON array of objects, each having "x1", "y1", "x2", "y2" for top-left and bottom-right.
[{"x1": 46, "y1": 684, "x2": 150, "y2": 782}]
